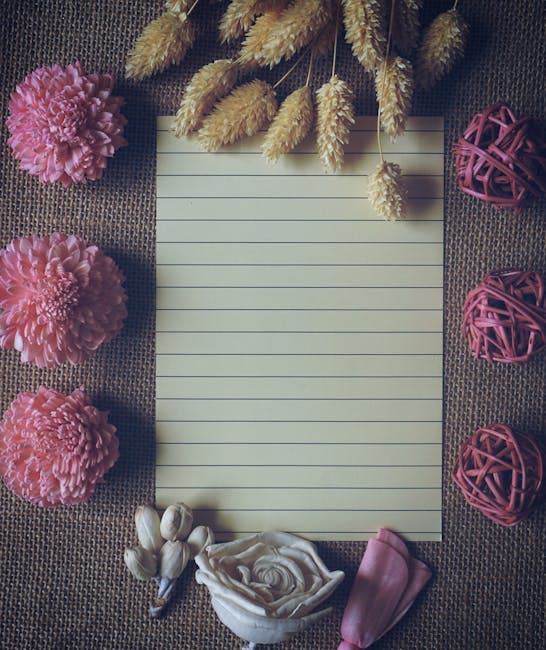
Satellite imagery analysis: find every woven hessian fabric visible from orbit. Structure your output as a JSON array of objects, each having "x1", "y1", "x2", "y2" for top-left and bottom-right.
[{"x1": 0, "y1": 1, "x2": 544, "y2": 649}]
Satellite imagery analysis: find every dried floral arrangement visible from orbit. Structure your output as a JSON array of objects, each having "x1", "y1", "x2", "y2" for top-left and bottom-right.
[{"x1": 126, "y1": 0, "x2": 468, "y2": 220}]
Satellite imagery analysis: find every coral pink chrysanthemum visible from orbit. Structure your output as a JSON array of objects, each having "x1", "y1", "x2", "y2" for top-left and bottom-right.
[
  {"x1": 0, "y1": 386, "x2": 119, "y2": 506},
  {"x1": 0, "y1": 233, "x2": 128, "y2": 368},
  {"x1": 6, "y1": 62, "x2": 127, "y2": 187}
]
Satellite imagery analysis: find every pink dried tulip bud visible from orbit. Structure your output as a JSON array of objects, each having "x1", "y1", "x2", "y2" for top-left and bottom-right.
[
  {"x1": 124, "y1": 546, "x2": 158, "y2": 581},
  {"x1": 159, "y1": 540, "x2": 190, "y2": 579},
  {"x1": 160, "y1": 502, "x2": 194, "y2": 541},
  {"x1": 135, "y1": 505, "x2": 164, "y2": 553}
]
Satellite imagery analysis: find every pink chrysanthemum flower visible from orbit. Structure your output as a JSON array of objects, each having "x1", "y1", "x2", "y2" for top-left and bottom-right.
[
  {"x1": 0, "y1": 386, "x2": 119, "y2": 507},
  {"x1": 0, "y1": 233, "x2": 128, "y2": 368},
  {"x1": 6, "y1": 62, "x2": 127, "y2": 187}
]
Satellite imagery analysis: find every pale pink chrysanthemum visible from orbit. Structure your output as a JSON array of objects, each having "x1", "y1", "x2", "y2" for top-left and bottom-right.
[
  {"x1": 0, "y1": 386, "x2": 119, "y2": 507},
  {"x1": 0, "y1": 233, "x2": 128, "y2": 368},
  {"x1": 6, "y1": 62, "x2": 127, "y2": 187}
]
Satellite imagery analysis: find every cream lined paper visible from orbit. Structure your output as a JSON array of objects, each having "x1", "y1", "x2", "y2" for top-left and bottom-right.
[{"x1": 156, "y1": 116, "x2": 443, "y2": 542}]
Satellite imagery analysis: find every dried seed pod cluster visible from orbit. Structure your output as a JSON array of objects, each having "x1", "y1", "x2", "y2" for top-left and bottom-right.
[
  {"x1": 124, "y1": 503, "x2": 214, "y2": 618},
  {"x1": 129, "y1": 0, "x2": 468, "y2": 219}
]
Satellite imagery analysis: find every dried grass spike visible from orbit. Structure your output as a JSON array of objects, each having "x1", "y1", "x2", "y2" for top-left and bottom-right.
[
  {"x1": 415, "y1": 8, "x2": 468, "y2": 90},
  {"x1": 392, "y1": 0, "x2": 422, "y2": 55},
  {"x1": 368, "y1": 160, "x2": 408, "y2": 221},
  {"x1": 239, "y1": 0, "x2": 331, "y2": 68},
  {"x1": 375, "y1": 55, "x2": 414, "y2": 141},
  {"x1": 165, "y1": 0, "x2": 192, "y2": 13},
  {"x1": 126, "y1": 12, "x2": 195, "y2": 80},
  {"x1": 198, "y1": 79, "x2": 277, "y2": 151},
  {"x1": 316, "y1": 75, "x2": 355, "y2": 173},
  {"x1": 262, "y1": 86, "x2": 314, "y2": 162},
  {"x1": 342, "y1": 0, "x2": 387, "y2": 73},
  {"x1": 219, "y1": 0, "x2": 289, "y2": 43},
  {"x1": 172, "y1": 59, "x2": 238, "y2": 137}
]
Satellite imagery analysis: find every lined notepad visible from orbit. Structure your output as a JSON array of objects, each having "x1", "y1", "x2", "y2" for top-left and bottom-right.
[{"x1": 156, "y1": 116, "x2": 444, "y2": 542}]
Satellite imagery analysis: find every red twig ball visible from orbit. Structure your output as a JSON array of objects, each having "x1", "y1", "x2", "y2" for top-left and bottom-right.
[
  {"x1": 454, "y1": 103, "x2": 546, "y2": 212},
  {"x1": 452, "y1": 424, "x2": 544, "y2": 526},
  {"x1": 463, "y1": 270, "x2": 546, "y2": 364}
]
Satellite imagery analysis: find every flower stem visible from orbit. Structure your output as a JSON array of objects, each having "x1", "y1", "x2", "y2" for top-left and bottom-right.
[
  {"x1": 150, "y1": 577, "x2": 176, "y2": 618},
  {"x1": 452, "y1": 0, "x2": 459, "y2": 9},
  {"x1": 273, "y1": 49, "x2": 310, "y2": 89},
  {"x1": 331, "y1": 0, "x2": 340, "y2": 79},
  {"x1": 376, "y1": 0, "x2": 396, "y2": 163},
  {"x1": 305, "y1": 51, "x2": 315, "y2": 87},
  {"x1": 186, "y1": 0, "x2": 201, "y2": 17}
]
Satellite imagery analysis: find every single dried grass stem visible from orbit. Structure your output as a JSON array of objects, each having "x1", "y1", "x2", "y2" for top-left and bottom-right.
[
  {"x1": 172, "y1": 60, "x2": 239, "y2": 137},
  {"x1": 415, "y1": 8, "x2": 468, "y2": 90},
  {"x1": 392, "y1": 0, "x2": 422, "y2": 55},
  {"x1": 262, "y1": 86, "x2": 314, "y2": 162},
  {"x1": 219, "y1": 0, "x2": 290, "y2": 43},
  {"x1": 368, "y1": 160, "x2": 408, "y2": 221},
  {"x1": 239, "y1": 0, "x2": 332, "y2": 68},
  {"x1": 375, "y1": 55, "x2": 414, "y2": 141},
  {"x1": 126, "y1": 12, "x2": 195, "y2": 80},
  {"x1": 198, "y1": 79, "x2": 277, "y2": 151},
  {"x1": 342, "y1": 0, "x2": 387, "y2": 73},
  {"x1": 316, "y1": 74, "x2": 355, "y2": 173}
]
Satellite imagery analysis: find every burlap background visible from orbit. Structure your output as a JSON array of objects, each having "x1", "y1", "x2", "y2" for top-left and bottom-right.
[{"x1": 0, "y1": 1, "x2": 544, "y2": 648}]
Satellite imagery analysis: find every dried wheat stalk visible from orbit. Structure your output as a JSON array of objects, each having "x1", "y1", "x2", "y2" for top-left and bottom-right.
[
  {"x1": 239, "y1": 0, "x2": 332, "y2": 68},
  {"x1": 316, "y1": 74, "x2": 355, "y2": 173},
  {"x1": 219, "y1": 0, "x2": 290, "y2": 43},
  {"x1": 198, "y1": 79, "x2": 278, "y2": 151},
  {"x1": 391, "y1": 0, "x2": 421, "y2": 55},
  {"x1": 262, "y1": 86, "x2": 314, "y2": 162},
  {"x1": 172, "y1": 60, "x2": 239, "y2": 137},
  {"x1": 368, "y1": 160, "x2": 408, "y2": 221},
  {"x1": 415, "y1": 8, "x2": 468, "y2": 90},
  {"x1": 375, "y1": 55, "x2": 414, "y2": 141},
  {"x1": 126, "y1": 12, "x2": 195, "y2": 80},
  {"x1": 342, "y1": 0, "x2": 387, "y2": 73}
]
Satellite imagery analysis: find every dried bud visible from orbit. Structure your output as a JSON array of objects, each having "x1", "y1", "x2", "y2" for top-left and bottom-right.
[
  {"x1": 135, "y1": 505, "x2": 163, "y2": 553},
  {"x1": 124, "y1": 546, "x2": 158, "y2": 581},
  {"x1": 187, "y1": 525, "x2": 215, "y2": 559},
  {"x1": 159, "y1": 540, "x2": 190, "y2": 579},
  {"x1": 160, "y1": 502, "x2": 194, "y2": 541}
]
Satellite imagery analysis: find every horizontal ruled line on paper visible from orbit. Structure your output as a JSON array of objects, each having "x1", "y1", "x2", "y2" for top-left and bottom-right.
[
  {"x1": 157, "y1": 486, "x2": 441, "y2": 490},
  {"x1": 157, "y1": 240, "x2": 443, "y2": 243},
  {"x1": 192, "y1": 508, "x2": 441, "y2": 512},
  {"x1": 157, "y1": 419, "x2": 443, "y2": 422},
  {"x1": 156, "y1": 151, "x2": 443, "y2": 155},
  {"x1": 157, "y1": 375, "x2": 442, "y2": 378},
  {"x1": 157, "y1": 173, "x2": 444, "y2": 178},
  {"x1": 156, "y1": 352, "x2": 442, "y2": 355},
  {"x1": 156, "y1": 441, "x2": 442, "y2": 446}
]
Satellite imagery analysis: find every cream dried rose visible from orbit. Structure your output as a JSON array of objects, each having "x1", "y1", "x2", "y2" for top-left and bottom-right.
[{"x1": 195, "y1": 531, "x2": 344, "y2": 648}]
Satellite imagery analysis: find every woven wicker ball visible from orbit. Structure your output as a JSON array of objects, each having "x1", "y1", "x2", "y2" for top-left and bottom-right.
[
  {"x1": 454, "y1": 103, "x2": 546, "y2": 212},
  {"x1": 463, "y1": 270, "x2": 546, "y2": 364},
  {"x1": 452, "y1": 423, "x2": 544, "y2": 526}
]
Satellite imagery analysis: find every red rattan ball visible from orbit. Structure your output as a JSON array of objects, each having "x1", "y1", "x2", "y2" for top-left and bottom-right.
[
  {"x1": 452, "y1": 423, "x2": 544, "y2": 526},
  {"x1": 454, "y1": 103, "x2": 546, "y2": 212},
  {"x1": 463, "y1": 270, "x2": 546, "y2": 364}
]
